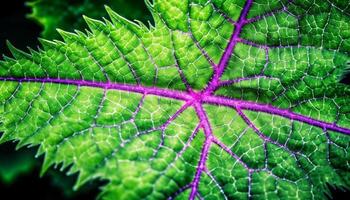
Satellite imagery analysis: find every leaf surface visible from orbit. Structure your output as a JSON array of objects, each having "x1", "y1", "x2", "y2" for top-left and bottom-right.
[{"x1": 1, "y1": 0, "x2": 350, "y2": 199}]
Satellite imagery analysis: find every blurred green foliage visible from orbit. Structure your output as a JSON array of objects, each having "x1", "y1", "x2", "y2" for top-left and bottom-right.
[
  {"x1": 27, "y1": 0, "x2": 152, "y2": 39},
  {"x1": 0, "y1": 144, "x2": 37, "y2": 184},
  {"x1": 0, "y1": 142, "x2": 98, "y2": 198}
]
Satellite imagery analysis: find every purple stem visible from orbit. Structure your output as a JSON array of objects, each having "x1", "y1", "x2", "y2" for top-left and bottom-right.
[{"x1": 204, "y1": 0, "x2": 253, "y2": 94}]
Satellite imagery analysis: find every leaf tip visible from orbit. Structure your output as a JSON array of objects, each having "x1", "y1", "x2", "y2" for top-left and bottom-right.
[
  {"x1": 5, "y1": 40, "x2": 30, "y2": 59},
  {"x1": 144, "y1": 0, "x2": 154, "y2": 10},
  {"x1": 56, "y1": 28, "x2": 77, "y2": 42},
  {"x1": 38, "y1": 37, "x2": 56, "y2": 48},
  {"x1": 0, "y1": 132, "x2": 10, "y2": 145},
  {"x1": 104, "y1": 5, "x2": 113, "y2": 16},
  {"x1": 40, "y1": 154, "x2": 53, "y2": 177},
  {"x1": 0, "y1": 136, "x2": 6, "y2": 145},
  {"x1": 83, "y1": 15, "x2": 105, "y2": 32},
  {"x1": 104, "y1": 5, "x2": 141, "y2": 31},
  {"x1": 72, "y1": 170, "x2": 91, "y2": 191},
  {"x1": 82, "y1": 14, "x2": 91, "y2": 22}
]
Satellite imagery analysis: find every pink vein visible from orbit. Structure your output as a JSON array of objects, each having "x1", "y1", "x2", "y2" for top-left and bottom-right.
[
  {"x1": 0, "y1": 77, "x2": 191, "y2": 101},
  {"x1": 204, "y1": 0, "x2": 253, "y2": 94},
  {"x1": 1, "y1": 76, "x2": 350, "y2": 136},
  {"x1": 161, "y1": 101, "x2": 193, "y2": 129},
  {"x1": 204, "y1": 95, "x2": 350, "y2": 135},
  {"x1": 212, "y1": 137, "x2": 250, "y2": 169},
  {"x1": 189, "y1": 103, "x2": 214, "y2": 200}
]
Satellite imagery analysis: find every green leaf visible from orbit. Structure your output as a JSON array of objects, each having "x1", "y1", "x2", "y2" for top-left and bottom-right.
[
  {"x1": 27, "y1": 0, "x2": 152, "y2": 39},
  {"x1": 1, "y1": 0, "x2": 350, "y2": 199}
]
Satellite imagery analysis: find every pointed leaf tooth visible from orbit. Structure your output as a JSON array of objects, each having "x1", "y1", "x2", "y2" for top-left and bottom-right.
[
  {"x1": 147, "y1": 8, "x2": 164, "y2": 29},
  {"x1": 148, "y1": 20, "x2": 155, "y2": 30},
  {"x1": 36, "y1": 145, "x2": 46, "y2": 158},
  {"x1": 27, "y1": 46, "x2": 39, "y2": 56},
  {"x1": 134, "y1": 19, "x2": 150, "y2": 31},
  {"x1": 15, "y1": 140, "x2": 29, "y2": 150},
  {"x1": 59, "y1": 165, "x2": 65, "y2": 172},
  {"x1": 60, "y1": 161, "x2": 71, "y2": 172},
  {"x1": 144, "y1": 0, "x2": 155, "y2": 15},
  {"x1": 83, "y1": 15, "x2": 106, "y2": 34},
  {"x1": 104, "y1": 5, "x2": 121, "y2": 23},
  {"x1": 104, "y1": 5, "x2": 141, "y2": 35},
  {"x1": 0, "y1": 132, "x2": 10, "y2": 145},
  {"x1": 53, "y1": 39, "x2": 66, "y2": 46},
  {"x1": 40, "y1": 151, "x2": 55, "y2": 176},
  {"x1": 102, "y1": 17, "x2": 110, "y2": 24},
  {"x1": 38, "y1": 38, "x2": 57, "y2": 50},
  {"x1": 145, "y1": 0, "x2": 157, "y2": 20},
  {"x1": 144, "y1": 0, "x2": 154, "y2": 8},
  {"x1": 35, "y1": 144, "x2": 47, "y2": 159},
  {"x1": 73, "y1": 170, "x2": 91, "y2": 191},
  {"x1": 143, "y1": 0, "x2": 162, "y2": 29},
  {"x1": 102, "y1": 17, "x2": 120, "y2": 32},
  {"x1": 34, "y1": 152, "x2": 41, "y2": 159},
  {"x1": 76, "y1": 30, "x2": 89, "y2": 42},
  {"x1": 61, "y1": 158, "x2": 75, "y2": 171},
  {"x1": 52, "y1": 163, "x2": 58, "y2": 169},
  {"x1": 56, "y1": 28, "x2": 79, "y2": 43},
  {"x1": 103, "y1": 18, "x2": 114, "y2": 27},
  {"x1": 85, "y1": 31, "x2": 94, "y2": 37},
  {"x1": 2, "y1": 54, "x2": 12, "y2": 61},
  {"x1": 74, "y1": 29, "x2": 88, "y2": 38},
  {"x1": 6, "y1": 40, "x2": 31, "y2": 59},
  {"x1": 66, "y1": 166, "x2": 77, "y2": 176}
]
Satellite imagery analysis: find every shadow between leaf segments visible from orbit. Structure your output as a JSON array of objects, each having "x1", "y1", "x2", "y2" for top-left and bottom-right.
[{"x1": 1, "y1": 0, "x2": 350, "y2": 199}]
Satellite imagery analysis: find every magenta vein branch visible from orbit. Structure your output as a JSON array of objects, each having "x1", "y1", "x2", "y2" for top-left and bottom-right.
[
  {"x1": 204, "y1": 0, "x2": 253, "y2": 95},
  {"x1": 204, "y1": 95, "x2": 350, "y2": 135},
  {"x1": 190, "y1": 103, "x2": 214, "y2": 200}
]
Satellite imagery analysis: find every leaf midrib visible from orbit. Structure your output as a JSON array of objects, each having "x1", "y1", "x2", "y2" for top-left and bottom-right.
[{"x1": 1, "y1": 76, "x2": 349, "y2": 136}]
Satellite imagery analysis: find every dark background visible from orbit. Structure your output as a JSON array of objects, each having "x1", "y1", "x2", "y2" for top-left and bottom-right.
[{"x1": 0, "y1": 0, "x2": 349, "y2": 200}]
